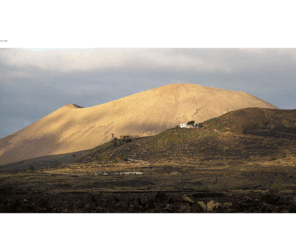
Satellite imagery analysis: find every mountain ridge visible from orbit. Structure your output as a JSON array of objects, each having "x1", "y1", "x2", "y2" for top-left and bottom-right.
[{"x1": 0, "y1": 83, "x2": 278, "y2": 165}]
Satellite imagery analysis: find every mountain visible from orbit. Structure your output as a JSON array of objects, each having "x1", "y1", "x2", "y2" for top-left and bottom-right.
[{"x1": 0, "y1": 83, "x2": 278, "y2": 165}]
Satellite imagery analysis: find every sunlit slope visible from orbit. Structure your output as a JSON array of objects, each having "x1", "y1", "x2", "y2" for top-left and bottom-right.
[{"x1": 0, "y1": 83, "x2": 278, "y2": 165}]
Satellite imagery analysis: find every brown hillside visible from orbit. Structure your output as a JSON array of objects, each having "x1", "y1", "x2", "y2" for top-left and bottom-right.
[
  {"x1": 0, "y1": 83, "x2": 278, "y2": 165},
  {"x1": 202, "y1": 108, "x2": 296, "y2": 138},
  {"x1": 77, "y1": 108, "x2": 296, "y2": 165}
]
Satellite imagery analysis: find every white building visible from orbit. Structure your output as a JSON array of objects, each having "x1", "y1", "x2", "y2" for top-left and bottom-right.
[{"x1": 180, "y1": 123, "x2": 199, "y2": 128}]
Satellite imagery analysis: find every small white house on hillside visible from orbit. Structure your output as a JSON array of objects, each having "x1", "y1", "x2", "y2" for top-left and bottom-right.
[{"x1": 180, "y1": 122, "x2": 199, "y2": 128}]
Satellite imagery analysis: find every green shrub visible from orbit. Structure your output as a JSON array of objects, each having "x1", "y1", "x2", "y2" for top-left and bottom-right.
[
  {"x1": 187, "y1": 120, "x2": 195, "y2": 125},
  {"x1": 95, "y1": 155, "x2": 110, "y2": 162},
  {"x1": 116, "y1": 152, "x2": 126, "y2": 161},
  {"x1": 260, "y1": 118, "x2": 267, "y2": 128},
  {"x1": 205, "y1": 116, "x2": 233, "y2": 131},
  {"x1": 203, "y1": 132, "x2": 219, "y2": 138},
  {"x1": 205, "y1": 117, "x2": 219, "y2": 124},
  {"x1": 27, "y1": 165, "x2": 34, "y2": 173},
  {"x1": 282, "y1": 119, "x2": 289, "y2": 127}
]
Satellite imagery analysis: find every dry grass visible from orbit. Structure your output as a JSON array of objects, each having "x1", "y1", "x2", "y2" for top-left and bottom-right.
[
  {"x1": 258, "y1": 154, "x2": 296, "y2": 167},
  {"x1": 170, "y1": 171, "x2": 181, "y2": 175},
  {"x1": 42, "y1": 160, "x2": 151, "y2": 175}
]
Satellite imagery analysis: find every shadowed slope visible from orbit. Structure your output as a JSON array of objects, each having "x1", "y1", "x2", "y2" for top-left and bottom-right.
[
  {"x1": 202, "y1": 108, "x2": 296, "y2": 141},
  {"x1": 0, "y1": 83, "x2": 278, "y2": 165},
  {"x1": 77, "y1": 108, "x2": 296, "y2": 165}
]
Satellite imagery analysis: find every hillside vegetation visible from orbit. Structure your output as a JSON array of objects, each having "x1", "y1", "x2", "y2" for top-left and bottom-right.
[
  {"x1": 202, "y1": 108, "x2": 296, "y2": 138},
  {"x1": 77, "y1": 108, "x2": 296, "y2": 165}
]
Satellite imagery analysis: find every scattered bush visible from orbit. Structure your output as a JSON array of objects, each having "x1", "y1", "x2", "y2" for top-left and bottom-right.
[
  {"x1": 27, "y1": 165, "x2": 34, "y2": 173},
  {"x1": 187, "y1": 120, "x2": 195, "y2": 126},
  {"x1": 95, "y1": 155, "x2": 110, "y2": 162},
  {"x1": 282, "y1": 119, "x2": 290, "y2": 127},
  {"x1": 203, "y1": 132, "x2": 219, "y2": 138},
  {"x1": 269, "y1": 183, "x2": 287, "y2": 192},
  {"x1": 205, "y1": 117, "x2": 219, "y2": 124},
  {"x1": 116, "y1": 152, "x2": 126, "y2": 161},
  {"x1": 239, "y1": 125, "x2": 246, "y2": 134},
  {"x1": 260, "y1": 118, "x2": 267, "y2": 128}
]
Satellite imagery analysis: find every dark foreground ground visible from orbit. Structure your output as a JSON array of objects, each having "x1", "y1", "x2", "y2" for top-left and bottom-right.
[
  {"x1": 1, "y1": 190, "x2": 296, "y2": 213},
  {"x1": 1, "y1": 159, "x2": 296, "y2": 213}
]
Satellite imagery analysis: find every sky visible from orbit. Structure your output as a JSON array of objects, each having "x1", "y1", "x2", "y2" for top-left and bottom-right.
[
  {"x1": 1, "y1": 1, "x2": 296, "y2": 140},
  {"x1": 1, "y1": 48, "x2": 296, "y2": 138}
]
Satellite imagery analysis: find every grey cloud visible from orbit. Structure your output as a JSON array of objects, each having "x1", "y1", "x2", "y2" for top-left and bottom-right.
[{"x1": 2, "y1": 48, "x2": 296, "y2": 75}]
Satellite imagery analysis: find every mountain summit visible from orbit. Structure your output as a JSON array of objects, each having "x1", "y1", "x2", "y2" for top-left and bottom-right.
[{"x1": 0, "y1": 83, "x2": 278, "y2": 165}]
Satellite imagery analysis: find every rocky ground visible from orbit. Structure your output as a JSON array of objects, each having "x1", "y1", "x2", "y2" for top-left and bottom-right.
[
  {"x1": 1, "y1": 159, "x2": 296, "y2": 213},
  {"x1": 1, "y1": 189, "x2": 296, "y2": 213}
]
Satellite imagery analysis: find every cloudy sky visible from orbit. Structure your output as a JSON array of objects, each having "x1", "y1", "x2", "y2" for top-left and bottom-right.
[
  {"x1": 1, "y1": 1, "x2": 296, "y2": 139},
  {"x1": 1, "y1": 48, "x2": 296, "y2": 138}
]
